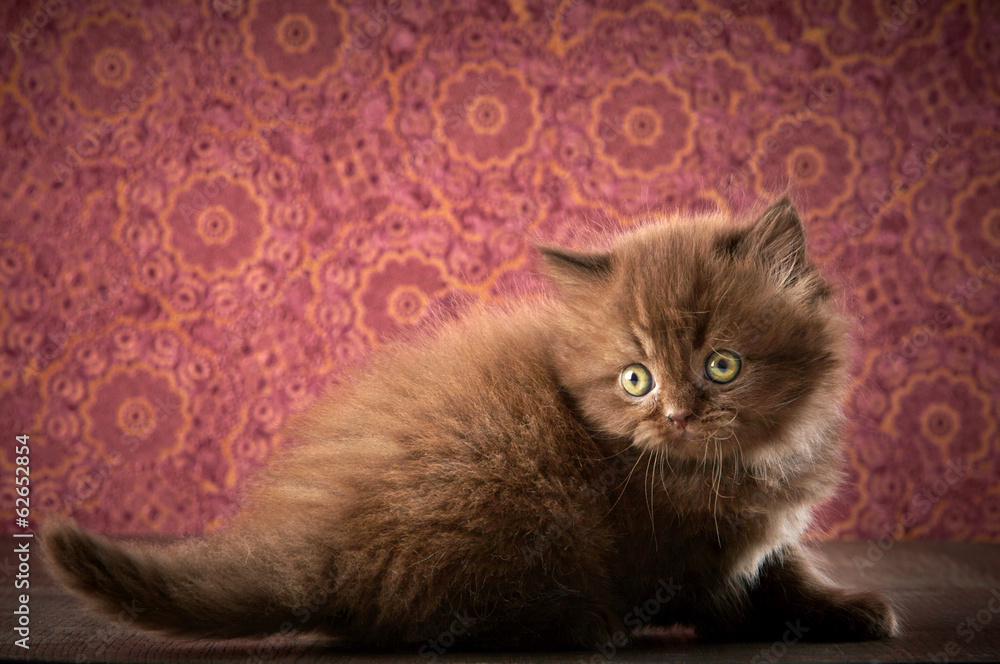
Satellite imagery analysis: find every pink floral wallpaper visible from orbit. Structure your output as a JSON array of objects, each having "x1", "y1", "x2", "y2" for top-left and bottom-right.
[{"x1": 0, "y1": 0, "x2": 997, "y2": 540}]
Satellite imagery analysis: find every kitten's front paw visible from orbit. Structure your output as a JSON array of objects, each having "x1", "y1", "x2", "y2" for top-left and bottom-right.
[
  {"x1": 561, "y1": 607, "x2": 630, "y2": 651},
  {"x1": 812, "y1": 591, "x2": 898, "y2": 641},
  {"x1": 698, "y1": 590, "x2": 898, "y2": 643}
]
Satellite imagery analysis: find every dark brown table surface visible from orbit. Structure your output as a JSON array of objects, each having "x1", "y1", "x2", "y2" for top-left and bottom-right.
[{"x1": 2, "y1": 538, "x2": 998, "y2": 663}]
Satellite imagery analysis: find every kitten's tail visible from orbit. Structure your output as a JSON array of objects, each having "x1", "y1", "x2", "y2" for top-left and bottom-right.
[{"x1": 41, "y1": 517, "x2": 333, "y2": 639}]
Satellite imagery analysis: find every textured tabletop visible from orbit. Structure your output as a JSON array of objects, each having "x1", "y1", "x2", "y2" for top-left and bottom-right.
[{"x1": 2, "y1": 539, "x2": 998, "y2": 663}]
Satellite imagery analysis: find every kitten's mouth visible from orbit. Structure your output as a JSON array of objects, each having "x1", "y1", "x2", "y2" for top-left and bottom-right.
[
  {"x1": 669, "y1": 426, "x2": 697, "y2": 441},
  {"x1": 668, "y1": 415, "x2": 716, "y2": 439},
  {"x1": 633, "y1": 416, "x2": 741, "y2": 461}
]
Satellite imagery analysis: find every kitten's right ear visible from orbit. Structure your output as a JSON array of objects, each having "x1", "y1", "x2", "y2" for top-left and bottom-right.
[{"x1": 537, "y1": 245, "x2": 613, "y2": 290}]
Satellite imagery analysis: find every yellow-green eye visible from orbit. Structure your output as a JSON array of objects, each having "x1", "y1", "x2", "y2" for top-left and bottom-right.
[
  {"x1": 620, "y1": 364, "x2": 654, "y2": 397},
  {"x1": 705, "y1": 350, "x2": 741, "y2": 384}
]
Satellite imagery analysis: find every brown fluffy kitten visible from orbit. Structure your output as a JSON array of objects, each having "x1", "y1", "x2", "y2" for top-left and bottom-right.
[{"x1": 42, "y1": 197, "x2": 897, "y2": 649}]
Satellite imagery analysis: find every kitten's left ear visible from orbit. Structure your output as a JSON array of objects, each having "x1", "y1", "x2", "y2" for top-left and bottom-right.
[
  {"x1": 720, "y1": 196, "x2": 806, "y2": 282},
  {"x1": 537, "y1": 244, "x2": 613, "y2": 291},
  {"x1": 751, "y1": 196, "x2": 808, "y2": 273},
  {"x1": 718, "y1": 196, "x2": 830, "y2": 298}
]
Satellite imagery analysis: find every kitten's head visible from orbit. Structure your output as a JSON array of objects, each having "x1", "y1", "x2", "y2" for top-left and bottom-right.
[{"x1": 541, "y1": 197, "x2": 848, "y2": 463}]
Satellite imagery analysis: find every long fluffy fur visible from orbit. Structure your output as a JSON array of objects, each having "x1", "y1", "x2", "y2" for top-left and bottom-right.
[{"x1": 42, "y1": 197, "x2": 897, "y2": 647}]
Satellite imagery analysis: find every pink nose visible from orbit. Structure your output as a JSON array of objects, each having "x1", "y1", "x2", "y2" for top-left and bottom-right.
[{"x1": 667, "y1": 411, "x2": 693, "y2": 430}]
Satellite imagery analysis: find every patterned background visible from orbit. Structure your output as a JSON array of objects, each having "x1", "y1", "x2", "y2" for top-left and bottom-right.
[{"x1": 0, "y1": 0, "x2": 997, "y2": 541}]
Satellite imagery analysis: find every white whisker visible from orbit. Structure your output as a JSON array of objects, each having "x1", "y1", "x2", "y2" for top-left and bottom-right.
[
  {"x1": 711, "y1": 437, "x2": 722, "y2": 547},
  {"x1": 644, "y1": 449, "x2": 657, "y2": 550},
  {"x1": 607, "y1": 447, "x2": 645, "y2": 516}
]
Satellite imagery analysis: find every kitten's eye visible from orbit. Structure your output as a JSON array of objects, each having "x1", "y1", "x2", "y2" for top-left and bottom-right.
[
  {"x1": 620, "y1": 364, "x2": 654, "y2": 397},
  {"x1": 705, "y1": 350, "x2": 742, "y2": 384}
]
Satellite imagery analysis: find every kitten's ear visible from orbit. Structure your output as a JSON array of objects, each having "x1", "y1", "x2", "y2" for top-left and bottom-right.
[
  {"x1": 716, "y1": 197, "x2": 831, "y2": 299},
  {"x1": 718, "y1": 196, "x2": 814, "y2": 291},
  {"x1": 537, "y1": 245, "x2": 613, "y2": 290},
  {"x1": 750, "y1": 196, "x2": 808, "y2": 272}
]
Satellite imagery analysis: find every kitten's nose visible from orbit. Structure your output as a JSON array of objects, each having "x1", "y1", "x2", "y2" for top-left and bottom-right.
[{"x1": 666, "y1": 410, "x2": 693, "y2": 430}]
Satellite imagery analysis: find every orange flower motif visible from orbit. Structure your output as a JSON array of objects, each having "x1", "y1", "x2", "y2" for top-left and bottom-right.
[
  {"x1": 888, "y1": 373, "x2": 992, "y2": 461},
  {"x1": 753, "y1": 118, "x2": 857, "y2": 214},
  {"x1": 358, "y1": 255, "x2": 449, "y2": 342},
  {"x1": 592, "y1": 75, "x2": 693, "y2": 176},
  {"x1": 162, "y1": 175, "x2": 266, "y2": 277},
  {"x1": 244, "y1": 0, "x2": 346, "y2": 86},
  {"x1": 436, "y1": 65, "x2": 539, "y2": 167},
  {"x1": 58, "y1": 14, "x2": 161, "y2": 117},
  {"x1": 83, "y1": 367, "x2": 189, "y2": 464}
]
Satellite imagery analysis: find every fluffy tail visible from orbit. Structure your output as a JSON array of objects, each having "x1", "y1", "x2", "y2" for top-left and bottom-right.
[{"x1": 41, "y1": 517, "x2": 332, "y2": 639}]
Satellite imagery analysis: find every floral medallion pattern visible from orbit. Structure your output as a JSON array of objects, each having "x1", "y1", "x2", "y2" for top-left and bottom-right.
[
  {"x1": 592, "y1": 73, "x2": 694, "y2": 176},
  {"x1": 434, "y1": 64, "x2": 541, "y2": 167},
  {"x1": 0, "y1": 0, "x2": 997, "y2": 540},
  {"x1": 243, "y1": 0, "x2": 346, "y2": 86},
  {"x1": 57, "y1": 13, "x2": 161, "y2": 118}
]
